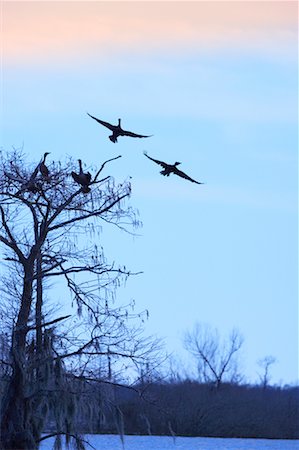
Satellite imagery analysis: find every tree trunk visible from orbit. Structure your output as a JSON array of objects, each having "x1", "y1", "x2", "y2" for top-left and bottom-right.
[
  {"x1": 0, "y1": 264, "x2": 38, "y2": 450},
  {"x1": 35, "y1": 251, "x2": 43, "y2": 354}
]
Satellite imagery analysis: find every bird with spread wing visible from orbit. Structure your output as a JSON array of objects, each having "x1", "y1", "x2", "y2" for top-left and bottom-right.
[
  {"x1": 71, "y1": 159, "x2": 92, "y2": 193},
  {"x1": 144, "y1": 152, "x2": 204, "y2": 185},
  {"x1": 87, "y1": 113, "x2": 153, "y2": 143}
]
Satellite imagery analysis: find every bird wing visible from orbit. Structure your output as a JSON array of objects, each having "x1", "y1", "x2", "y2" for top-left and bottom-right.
[
  {"x1": 87, "y1": 113, "x2": 115, "y2": 131},
  {"x1": 143, "y1": 152, "x2": 168, "y2": 169},
  {"x1": 85, "y1": 172, "x2": 92, "y2": 183},
  {"x1": 29, "y1": 165, "x2": 40, "y2": 181},
  {"x1": 123, "y1": 129, "x2": 152, "y2": 138},
  {"x1": 71, "y1": 172, "x2": 80, "y2": 183},
  {"x1": 173, "y1": 167, "x2": 203, "y2": 184}
]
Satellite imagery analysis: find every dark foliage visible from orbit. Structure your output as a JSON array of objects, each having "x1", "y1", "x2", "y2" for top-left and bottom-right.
[{"x1": 100, "y1": 381, "x2": 299, "y2": 440}]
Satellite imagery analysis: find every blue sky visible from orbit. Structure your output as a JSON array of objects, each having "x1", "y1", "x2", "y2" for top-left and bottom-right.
[{"x1": 0, "y1": 1, "x2": 297, "y2": 384}]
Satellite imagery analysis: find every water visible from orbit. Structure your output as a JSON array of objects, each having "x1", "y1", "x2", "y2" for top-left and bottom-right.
[{"x1": 40, "y1": 434, "x2": 299, "y2": 450}]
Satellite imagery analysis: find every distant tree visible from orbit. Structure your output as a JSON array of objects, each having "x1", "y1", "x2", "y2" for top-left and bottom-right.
[
  {"x1": 0, "y1": 149, "x2": 160, "y2": 450},
  {"x1": 166, "y1": 356, "x2": 186, "y2": 383},
  {"x1": 183, "y1": 323, "x2": 244, "y2": 388},
  {"x1": 257, "y1": 355, "x2": 277, "y2": 389}
]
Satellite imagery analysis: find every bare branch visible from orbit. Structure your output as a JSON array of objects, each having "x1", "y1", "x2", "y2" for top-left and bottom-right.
[
  {"x1": 0, "y1": 207, "x2": 26, "y2": 264},
  {"x1": 48, "y1": 192, "x2": 130, "y2": 232},
  {"x1": 38, "y1": 433, "x2": 96, "y2": 449},
  {"x1": 26, "y1": 315, "x2": 72, "y2": 331},
  {"x1": 93, "y1": 155, "x2": 122, "y2": 182}
]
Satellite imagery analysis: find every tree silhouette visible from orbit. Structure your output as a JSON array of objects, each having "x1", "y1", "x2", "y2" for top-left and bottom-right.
[
  {"x1": 183, "y1": 323, "x2": 244, "y2": 388},
  {"x1": 257, "y1": 355, "x2": 277, "y2": 389},
  {"x1": 0, "y1": 148, "x2": 159, "y2": 450}
]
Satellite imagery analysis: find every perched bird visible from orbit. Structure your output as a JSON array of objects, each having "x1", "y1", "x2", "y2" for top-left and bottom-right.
[
  {"x1": 71, "y1": 159, "x2": 92, "y2": 193},
  {"x1": 12, "y1": 157, "x2": 42, "y2": 196},
  {"x1": 87, "y1": 113, "x2": 152, "y2": 143},
  {"x1": 39, "y1": 152, "x2": 50, "y2": 178},
  {"x1": 143, "y1": 152, "x2": 204, "y2": 185}
]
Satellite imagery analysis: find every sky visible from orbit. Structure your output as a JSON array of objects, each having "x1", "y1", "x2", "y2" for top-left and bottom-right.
[{"x1": 0, "y1": 1, "x2": 298, "y2": 385}]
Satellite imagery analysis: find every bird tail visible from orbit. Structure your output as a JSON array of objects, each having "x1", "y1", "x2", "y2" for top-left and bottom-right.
[
  {"x1": 109, "y1": 135, "x2": 117, "y2": 143},
  {"x1": 160, "y1": 169, "x2": 169, "y2": 176}
]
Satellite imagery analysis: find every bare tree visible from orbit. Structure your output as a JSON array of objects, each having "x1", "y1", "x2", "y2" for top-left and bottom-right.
[
  {"x1": 183, "y1": 323, "x2": 244, "y2": 388},
  {"x1": 0, "y1": 149, "x2": 160, "y2": 450},
  {"x1": 257, "y1": 355, "x2": 277, "y2": 389}
]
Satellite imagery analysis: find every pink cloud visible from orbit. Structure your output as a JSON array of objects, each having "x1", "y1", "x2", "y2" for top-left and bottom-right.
[{"x1": 2, "y1": 2, "x2": 297, "y2": 64}]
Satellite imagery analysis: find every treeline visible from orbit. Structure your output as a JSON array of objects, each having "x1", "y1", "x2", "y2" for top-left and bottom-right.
[
  {"x1": 89, "y1": 380, "x2": 299, "y2": 440},
  {"x1": 1, "y1": 367, "x2": 298, "y2": 440}
]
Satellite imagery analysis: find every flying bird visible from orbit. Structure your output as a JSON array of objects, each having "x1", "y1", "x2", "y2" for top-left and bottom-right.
[
  {"x1": 39, "y1": 152, "x2": 50, "y2": 178},
  {"x1": 143, "y1": 152, "x2": 204, "y2": 185},
  {"x1": 71, "y1": 159, "x2": 92, "y2": 193},
  {"x1": 87, "y1": 113, "x2": 152, "y2": 143}
]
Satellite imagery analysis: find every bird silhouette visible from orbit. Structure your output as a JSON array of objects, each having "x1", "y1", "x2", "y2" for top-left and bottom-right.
[
  {"x1": 39, "y1": 152, "x2": 50, "y2": 178},
  {"x1": 144, "y1": 152, "x2": 204, "y2": 185},
  {"x1": 87, "y1": 113, "x2": 152, "y2": 143},
  {"x1": 71, "y1": 159, "x2": 92, "y2": 193},
  {"x1": 13, "y1": 153, "x2": 48, "y2": 196}
]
